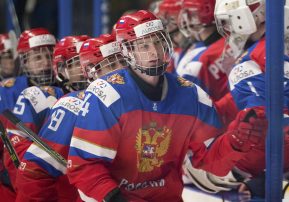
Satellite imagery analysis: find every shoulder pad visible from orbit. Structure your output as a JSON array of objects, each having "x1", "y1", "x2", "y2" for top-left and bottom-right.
[
  {"x1": 86, "y1": 79, "x2": 120, "y2": 107},
  {"x1": 52, "y1": 96, "x2": 84, "y2": 115},
  {"x1": 229, "y1": 60, "x2": 262, "y2": 90},
  {"x1": 22, "y1": 86, "x2": 56, "y2": 113}
]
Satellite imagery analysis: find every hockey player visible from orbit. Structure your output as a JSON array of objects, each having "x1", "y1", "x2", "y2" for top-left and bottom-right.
[
  {"x1": 53, "y1": 35, "x2": 90, "y2": 92},
  {"x1": 3, "y1": 28, "x2": 63, "y2": 190},
  {"x1": 15, "y1": 34, "x2": 125, "y2": 202},
  {"x1": 176, "y1": 0, "x2": 234, "y2": 102},
  {"x1": 156, "y1": 0, "x2": 189, "y2": 73},
  {"x1": 66, "y1": 10, "x2": 267, "y2": 202},
  {"x1": 0, "y1": 33, "x2": 25, "y2": 202},
  {"x1": 0, "y1": 33, "x2": 28, "y2": 113}
]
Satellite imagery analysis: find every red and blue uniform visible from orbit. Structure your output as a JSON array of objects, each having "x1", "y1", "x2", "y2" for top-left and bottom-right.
[
  {"x1": 67, "y1": 69, "x2": 246, "y2": 202},
  {"x1": 4, "y1": 85, "x2": 63, "y2": 189},
  {"x1": 15, "y1": 90, "x2": 87, "y2": 202}
]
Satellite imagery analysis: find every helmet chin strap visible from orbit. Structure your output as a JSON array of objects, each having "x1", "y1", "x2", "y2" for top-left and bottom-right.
[{"x1": 134, "y1": 64, "x2": 167, "y2": 76}]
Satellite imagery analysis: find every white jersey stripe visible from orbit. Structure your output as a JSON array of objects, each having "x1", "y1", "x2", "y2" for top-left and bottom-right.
[
  {"x1": 26, "y1": 144, "x2": 67, "y2": 174},
  {"x1": 71, "y1": 137, "x2": 116, "y2": 160}
]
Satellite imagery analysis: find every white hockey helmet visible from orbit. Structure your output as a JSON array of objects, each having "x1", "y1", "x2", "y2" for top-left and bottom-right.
[{"x1": 214, "y1": 0, "x2": 265, "y2": 58}]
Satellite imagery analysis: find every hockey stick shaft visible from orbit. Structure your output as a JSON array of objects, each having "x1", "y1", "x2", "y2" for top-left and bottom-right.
[
  {"x1": 0, "y1": 121, "x2": 20, "y2": 168},
  {"x1": 2, "y1": 110, "x2": 67, "y2": 167},
  {"x1": 6, "y1": 0, "x2": 21, "y2": 37}
]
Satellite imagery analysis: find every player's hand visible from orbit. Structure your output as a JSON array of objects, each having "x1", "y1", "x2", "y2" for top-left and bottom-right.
[
  {"x1": 227, "y1": 108, "x2": 268, "y2": 152},
  {"x1": 104, "y1": 188, "x2": 128, "y2": 202}
]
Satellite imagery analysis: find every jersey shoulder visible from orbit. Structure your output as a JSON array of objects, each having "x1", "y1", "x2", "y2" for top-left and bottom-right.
[
  {"x1": 86, "y1": 69, "x2": 131, "y2": 108},
  {"x1": 52, "y1": 90, "x2": 86, "y2": 115}
]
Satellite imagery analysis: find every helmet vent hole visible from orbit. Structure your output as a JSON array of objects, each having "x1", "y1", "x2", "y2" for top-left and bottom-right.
[{"x1": 239, "y1": 26, "x2": 242, "y2": 29}]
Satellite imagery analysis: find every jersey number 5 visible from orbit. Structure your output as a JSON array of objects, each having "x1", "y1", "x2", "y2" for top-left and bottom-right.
[{"x1": 13, "y1": 95, "x2": 26, "y2": 115}]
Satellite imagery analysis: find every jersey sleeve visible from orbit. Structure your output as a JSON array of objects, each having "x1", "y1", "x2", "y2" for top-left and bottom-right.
[
  {"x1": 67, "y1": 80, "x2": 122, "y2": 201},
  {"x1": 189, "y1": 135, "x2": 245, "y2": 176},
  {"x1": 189, "y1": 84, "x2": 223, "y2": 143},
  {"x1": 228, "y1": 60, "x2": 265, "y2": 110},
  {"x1": 189, "y1": 85, "x2": 245, "y2": 176},
  {"x1": 215, "y1": 92, "x2": 239, "y2": 127}
]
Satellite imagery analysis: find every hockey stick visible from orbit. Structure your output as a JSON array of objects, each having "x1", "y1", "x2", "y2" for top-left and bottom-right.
[
  {"x1": 2, "y1": 110, "x2": 67, "y2": 167},
  {"x1": 0, "y1": 121, "x2": 20, "y2": 168},
  {"x1": 6, "y1": 0, "x2": 21, "y2": 37}
]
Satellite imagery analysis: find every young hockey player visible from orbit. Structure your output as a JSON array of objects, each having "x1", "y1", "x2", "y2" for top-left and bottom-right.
[
  {"x1": 3, "y1": 28, "x2": 63, "y2": 190},
  {"x1": 66, "y1": 10, "x2": 267, "y2": 202}
]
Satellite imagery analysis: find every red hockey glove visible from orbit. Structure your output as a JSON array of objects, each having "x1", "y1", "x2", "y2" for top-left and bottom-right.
[{"x1": 227, "y1": 108, "x2": 268, "y2": 152}]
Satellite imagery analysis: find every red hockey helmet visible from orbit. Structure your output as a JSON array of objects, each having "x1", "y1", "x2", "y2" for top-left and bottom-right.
[
  {"x1": 17, "y1": 28, "x2": 56, "y2": 53},
  {"x1": 115, "y1": 10, "x2": 173, "y2": 76},
  {"x1": 17, "y1": 28, "x2": 56, "y2": 86},
  {"x1": 178, "y1": 0, "x2": 216, "y2": 38},
  {"x1": 79, "y1": 34, "x2": 125, "y2": 81},
  {"x1": 53, "y1": 35, "x2": 90, "y2": 76},
  {"x1": 157, "y1": 0, "x2": 182, "y2": 29},
  {"x1": 53, "y1": 35, "x2": 90, "y2": 90},
  {"x1": 115, "y1": 10, "x2": 163, "y2": 42}
]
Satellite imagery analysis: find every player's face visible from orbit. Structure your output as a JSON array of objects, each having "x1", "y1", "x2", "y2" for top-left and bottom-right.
[
  {"x1": 132, "y1": 33, "x2": 167, "y2": 68},
  {"x1": 93, "y1": 53, "x2": 126, "y2": 79},
  {"x1": 66, "y1": 57, "x2": 84, "y2": 82},
  {"x1": 0, "y1": 51, "x2": 15, "y2": 77},
  {"x1": 26, "y1": 47, "x2": 53, "y2": 75}
]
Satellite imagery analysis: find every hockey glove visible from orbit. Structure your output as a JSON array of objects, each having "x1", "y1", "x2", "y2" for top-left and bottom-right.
[{"x1": 227, "y1": 108, "x2": 268, "y2": 152}]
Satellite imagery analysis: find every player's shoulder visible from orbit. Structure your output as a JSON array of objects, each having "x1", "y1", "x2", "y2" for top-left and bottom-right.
[
  {"x1": 86, "y1": 69, "x2": 129, "y2": 108},
  {"x1": 52, "y1": 90, "x2": 85, "y2": 115}
]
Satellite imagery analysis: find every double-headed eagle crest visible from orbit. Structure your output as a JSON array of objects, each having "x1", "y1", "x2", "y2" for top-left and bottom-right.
[{"x1": 135, "y1": 122, "x2": 172, "y2": 173}]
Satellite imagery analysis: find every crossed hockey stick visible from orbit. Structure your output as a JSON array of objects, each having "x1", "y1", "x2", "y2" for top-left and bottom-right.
[{"x1": 2, "y1": 109, "x2": 67, "y2": 167}]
